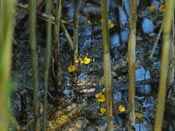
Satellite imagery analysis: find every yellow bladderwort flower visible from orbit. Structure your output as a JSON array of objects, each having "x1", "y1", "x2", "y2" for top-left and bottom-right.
[
  {"x1": 75, "y1": 57, "x2": 84, "y2": 64},
  {"x1": 84, "y1": 57, "x2": 91, "y2": 64},
  {"x1": 99, "y1": 107, "x2": 106, "y2": 115},
  {"x1": 68, "y1": 65, "x2": 76, "y2": 72},
  {"x1": 108, "y1": 21, "x2": 115, "y2": 29},
  {"x1": 159, "y1": 5, "x2": 164, "y2": 13},
  {"x1": 78, "y1": 58, "x2": 84, "y2": 63},
  {"x1": 136, "y1": 113, "x2": 143, "y2": 119},
  {"x1": 117, "y1": 105, "x2": 126, "y2": 112},
  {"x1": 149, "y1": 5, "x2": 155, "y2": 13},
  {"x1": 95, "y1": 93, "x2": 105, "y2": 102},
  {"x1": 75, "y1": 59, "x2": 79, "y2": 63}
]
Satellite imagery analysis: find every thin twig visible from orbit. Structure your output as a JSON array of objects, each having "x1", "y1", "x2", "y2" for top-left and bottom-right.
[
  {"x1": 149, "y1": 24, "x2": 163, "y2": 59},
  {"x1": 60, "y1": 20, "x2": 74, "y2": 50}
]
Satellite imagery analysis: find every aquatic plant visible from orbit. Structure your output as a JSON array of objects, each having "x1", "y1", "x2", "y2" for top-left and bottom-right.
[
  {"x1": 68, "y1": 65, "x2": 76, "y2": 73},
  {"x1": 95, "y1": 93, "x2": 106, "y2": 103},
  {"x1": 117, "y1": 105, "x2": 126, "y2": 113},
  {"x1": 99, "y1": 107, "x2": 106, "y2": 115}
]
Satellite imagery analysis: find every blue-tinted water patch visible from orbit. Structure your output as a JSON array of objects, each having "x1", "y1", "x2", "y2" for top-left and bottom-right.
[
  {"x1": 142, "y1": 18, "x2": 154, "y2": 34},
  {"x1": 120, "y1": 28, "x2": 129, "y2": 44},
  {"x1": 110, "y1": 33, "x2": 120, "y2": 48},
  {"x1": 135, "y1": 67, "x2": 151, "y2": 81}
]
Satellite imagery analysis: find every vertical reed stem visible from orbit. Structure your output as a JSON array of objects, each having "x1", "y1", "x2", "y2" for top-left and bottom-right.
[
  {"x1": 101, "y1": 0, "x2": 113, "y2": 130},
  {"x1": 0, "y1": 0, "x2": 15, "y2": 130},
  {"x1": 128, "y1": 0, "x2": 137, "y2": 130},
  {"x1": 29, "y1": 0, "x2": 40, "y2": 130},
  {"x1": 73, "y1": 0, "x2": 80, "y2": 85},
  {"x1": 43, "y1": 0, "x2": 52, "y2": 130},
  {"x1": 53, "y1": 0, "x2": 62, "y2": 88},
  {"x1": 154, "y1": 0, "x2": 173, "y2": 130}
]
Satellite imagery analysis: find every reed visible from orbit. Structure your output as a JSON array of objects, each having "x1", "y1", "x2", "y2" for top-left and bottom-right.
[
  {"x1": 167, "y1": 14, "x2": 175, "y2": 95},
  {"x1": 0, "y1": 0, "x2": 16, "y2": 130},
  {"x1": 154, "y1": 0, "x2": 174, "y2": 130},
  {"x1": 53, "y1": 0, "x2": 62, "y2": 88},
  {"x1": 29, "y1": 0, "x2": 40, "y2": 130},
  {"x1": 101, "y1": 0, "x2": 113, "y2": 130},
  {"x1": 73, "y1": 0, "x2": 80, "y2": 85},
  {"x1": 128, "y1": 0, "x2": 137, "y2": 130},
  {"x1": 43, "y1": 0, "x2": 52, "y2": 130}
]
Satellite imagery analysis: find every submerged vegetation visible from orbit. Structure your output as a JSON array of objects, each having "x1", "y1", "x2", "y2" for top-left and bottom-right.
[{"x1": 0, "y1": 0, "x2": 175, "y2": 130}]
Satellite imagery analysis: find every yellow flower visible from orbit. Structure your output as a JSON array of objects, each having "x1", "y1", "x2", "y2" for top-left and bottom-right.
[
  {"x1": 75, "y1": 57, "x2": 84, "y2": 64},
  {"x1": 99, "y1": 108, "x2": 106, "y2": 115},
  {"x1": 75, "y1": 59, "x2": 79, "y2": 63},
  {"x1": 159, "y1": 5, "x2": 164, "y2": 13},
  {"x1": 79, "y1": 58, "x2": 84, "y2": 63},
  {"x1": 149, "y1": 5, "x2": 155, "y2": 13},
  {"x1": 84, "y1": 57, "x2": 91, "y2": 64},
  {"x1": 136, "y1": 113, "x2": 143, "y2": 119},
  {"x1": 95, "y1": 93, "x2": 105, "y2": 102},
  {"x1": 109, "y1": 21, "x2": 115, "y2": 29},
  {"x1": 68, "y1": 65, "x2": 76, "y2": 72},
  {"x1": 117, "y1": 105, "x2": 125, "y2": 112}
]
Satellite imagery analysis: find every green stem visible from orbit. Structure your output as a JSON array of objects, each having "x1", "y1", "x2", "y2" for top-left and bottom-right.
[
  {"x1": 73, "y1": 0, "x2": 80, "y2": 85},
  {"x1": 53, "y1": 0, "x2": 62, "y2": 88},
  {"x1": 29, "y1": 0, "x2": 40, "y2": 130},
  {"x1": 0, "y1": 0, "x2": 15, "y2": 130},
  {"x1": 43, "y1": 0, "x2": 52, "y2": 130}
]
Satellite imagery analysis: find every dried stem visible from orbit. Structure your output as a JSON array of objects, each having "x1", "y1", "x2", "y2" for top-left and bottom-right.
[
  {"x1": 167, "y1": 15, "x2": 175, "y2": 91},
  {"x1": 73, "y1": 0, "x2": 80, "y2": 85},
  {"x1": 53, "y1": 0, "x2": 62, "y2": 88},
  {"x1": 60, "y1": 20, "x2": 74, "y2": 50},
  {"x1": 154, "y1": 0, "x2": 174, "y2": 130},
  {"x1": 149, "y1": 24, "x2": 163, "y2": 59},
  {"x1": 128, "y1": 0, "x2": 137, "y2": 130},
  {"x1": 101, "y1": 0, "x2": 113, "y2": 130}
]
